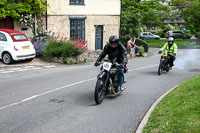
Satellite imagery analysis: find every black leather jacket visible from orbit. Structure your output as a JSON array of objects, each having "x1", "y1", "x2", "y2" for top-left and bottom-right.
[{"x1": 97, "y1": 43, "x2": 127, "y2": 65}]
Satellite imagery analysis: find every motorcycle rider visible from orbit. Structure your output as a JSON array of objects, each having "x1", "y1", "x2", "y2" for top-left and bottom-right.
[
  {"x1": 94, "y1": 35, "x2": 127, "y2": 93},
  {"x1": 159, "y1": 37, "x2": 177, "y2": 68}
]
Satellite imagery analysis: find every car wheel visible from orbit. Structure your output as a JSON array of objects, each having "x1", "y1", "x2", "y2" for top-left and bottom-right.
[{"x1": 2, "y1": 52, "x2": 14, "y2": 64}]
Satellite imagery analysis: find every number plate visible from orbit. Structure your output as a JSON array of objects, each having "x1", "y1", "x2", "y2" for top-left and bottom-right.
[
  {"x1": 162, "y1": 52, "x2": 168, "y2": 56},
  {"x1": 22, "y1": 46, "x2": 30, "y2": 50},
  {"x1": 103, "y1": 62, "x2": 112, "y2": 71}
]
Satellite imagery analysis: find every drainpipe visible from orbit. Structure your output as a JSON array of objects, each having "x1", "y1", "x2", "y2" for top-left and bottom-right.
[
  {"x1": 119, "y1": 0, "x2": 122, "y2": 38},
  {"x1": 35, "y1": 13, "x2": 37, "y2": 35},
  {"x1": 46, "y1": 0, "x2": 48, "y2": 30}
]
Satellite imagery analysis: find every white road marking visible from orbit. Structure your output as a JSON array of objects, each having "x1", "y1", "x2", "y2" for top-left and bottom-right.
[
  {"x1": 44, "y1": 65, "x2": 56, "y2": 68},
  {"x1": 16, "y1": 69, "x2": 29, "y2": 72},
  {"x1": 25, "y1": 66, "x2": 35, "y2": 68},
  {"x1": 0, "y1": 64, "x2": 158, "y2": 111},
  {"x1": 31, "y1": 67, "x2": 41, "y2": 70},
  {"x1": 0, "y1": 65, "x2": 56, "y2": 74},
  {"x1": 8, "y1": 68, "x2": 22, "y2": 71},
  {"x1": 129, "y1": 64, "x2": 158, "y2": 72},
  {"x1": 1, "y1": 71, "x2": 15, "y2": 74}
]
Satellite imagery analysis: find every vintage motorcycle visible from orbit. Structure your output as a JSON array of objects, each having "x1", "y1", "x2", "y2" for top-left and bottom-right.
[
  {"x1": 158, "y1": 50, "x2": 172, "y2": 75},
  {"x1": 94, "y1": 59, "x2": 126, "y2": 104}
]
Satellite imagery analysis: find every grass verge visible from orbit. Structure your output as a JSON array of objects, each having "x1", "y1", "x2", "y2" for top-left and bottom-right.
[
  {"x1": 143, "y1": 74, "x2": 200, "y2": 133},
  {"x1": 146, "y1": 39, "x2": 191, "y2": 48}
]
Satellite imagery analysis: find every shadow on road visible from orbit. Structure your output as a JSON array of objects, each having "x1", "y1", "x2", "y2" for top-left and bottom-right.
[{"x1": 142, "y1": 70, "x2": 159, "y2": 76}]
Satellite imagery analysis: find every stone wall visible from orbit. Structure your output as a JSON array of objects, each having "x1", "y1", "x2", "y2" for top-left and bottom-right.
[
  {"x1": 47, "y1": 0, "x2": 121, "y2": 16},
  {"x1": 47, "y1": 15, "x2": 120, "y2": 51},
  {"x1": 47, "y1": 16, "x2": 70, "y2": 38},
  {"x1": 14, "y1": 20, "x2": 33, "y2": 39},
  {"x1": 86, "y1": 15, "x2": 120, "y2": 50},
  {"x1": 42, "y1": 50, "x2": 102, "y2": 64},
  {"x1": 42, "y1": 49, "x2": 145, "y2": 64}
]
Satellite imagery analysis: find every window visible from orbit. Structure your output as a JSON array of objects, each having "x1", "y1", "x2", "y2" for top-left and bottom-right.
[
  {"x1": 13, "y1": 35, "x2": 27, "y2": 40},
  {"x1": 70, "y1": 19, "x2": 85, "y2": 41},
  {"x1": 143, "y1": 33, "x2": 147, "y2": 36},
  {"x1": 70, "y1": 0, "x2": 84, "y2": 5},
  {"x1": 0, "y1": 33, "x2": 7, "y2": 41}
]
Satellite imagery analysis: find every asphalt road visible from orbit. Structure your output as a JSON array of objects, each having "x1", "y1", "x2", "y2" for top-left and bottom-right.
[{"x1": 0, "y1": 48, "x2": 200, "y2": 133}]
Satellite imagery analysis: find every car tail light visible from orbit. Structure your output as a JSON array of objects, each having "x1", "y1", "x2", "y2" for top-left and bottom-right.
[
  {"x1": 168, "y1": 33, "x2": 171, "y2": 35},
  {"x1": 14, "y1": 46, "x2": 18, "y2": 51}
]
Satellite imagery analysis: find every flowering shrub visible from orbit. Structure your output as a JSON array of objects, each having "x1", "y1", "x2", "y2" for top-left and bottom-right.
[
  {"x1": 19, "y1": 14, "x2": 34, "y2": 28},
  {"x1": 42, "y1": 37, "x2": 88, "y2": 58},
  {"x1": 31, "y1": 26, "x2": 50, "y2": 42},
  {"x1": 32, "y1": 39, "x2": 47, "y2": 55},
  {"x1": 72, "y1": 38, "x2": 88, "y2": 52}
]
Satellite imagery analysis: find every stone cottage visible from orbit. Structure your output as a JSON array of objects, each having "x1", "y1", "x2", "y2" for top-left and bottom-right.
[
  {"x1": 47, "y1": 0, "x2": 121, "y2": 51},
  {"x1": 0, "y1": 0, "x2": 121, "y2": 51}
]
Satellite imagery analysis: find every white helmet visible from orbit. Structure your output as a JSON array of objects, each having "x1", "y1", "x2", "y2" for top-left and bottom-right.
[{"x1": 168, "y1": 37, "x2": 174, "y2": 42}]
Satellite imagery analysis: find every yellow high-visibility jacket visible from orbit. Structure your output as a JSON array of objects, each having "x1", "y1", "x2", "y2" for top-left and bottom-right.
[{"x1": 160, "y1": 43, "x2": 177, "y2": 55}]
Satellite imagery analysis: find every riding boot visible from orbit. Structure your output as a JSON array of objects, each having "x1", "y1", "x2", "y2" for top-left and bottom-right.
[{"x1": 116, "y1": 86, "x2": 121, "y2": 93}]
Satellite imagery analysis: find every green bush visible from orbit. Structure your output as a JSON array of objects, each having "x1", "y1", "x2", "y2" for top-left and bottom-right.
[
  {"x1": 135, "y1": 39, "x2": 149, "y2": 52},
  {"x1": 156, "y1": 30, "x2": 165, "y2": 38},
  {"x1": 42, "y1": 39, "x2": 85, "y2": 58},
  {"x1": 184, "y1": 33, "x2": 191, "y2": 39},
  {"x1": 139, "y1": 46, "x2": 144, "y2": 56}
]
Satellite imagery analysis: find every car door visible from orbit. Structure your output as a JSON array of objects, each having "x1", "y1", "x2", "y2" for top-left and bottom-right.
[
  {"x1": 143, "y1": 33, "x2": 148, "y2": 39},
  {"x1": 149, "y1": 33, "x2": 155, "y2": 40},
  {"x1": 0, "y1": 32, "x2": 8, "y2": 59}
]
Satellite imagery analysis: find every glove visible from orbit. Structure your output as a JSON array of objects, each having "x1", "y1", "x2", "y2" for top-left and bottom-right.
[
  {"x1": 94, "y1": 61, "x2": 100, "y2": 66},
  {"x1": 119, "y1": 63, "x2": 124, "y2": 68},
  {"x1": 173, "y1": 53, "x2": 176, "y2": 57},
  {"x1": 158, "y1": 50, "x2": 162, "y2": 54}
]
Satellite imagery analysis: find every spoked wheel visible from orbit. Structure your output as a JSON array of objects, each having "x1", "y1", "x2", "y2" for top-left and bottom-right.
[
  {"x1": 94, "y1": 79, "x2": 105, "y2": 105},
  {"x1": 166, "y1": 64, "x2": 170, "y2": 72},
  {"x1": 158, "y1": 63, "x2": 163, "y2": 75}
]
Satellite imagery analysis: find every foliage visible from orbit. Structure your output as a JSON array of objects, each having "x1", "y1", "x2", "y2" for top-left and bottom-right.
[
  {"x1": 170, "y1": 0, "x2": 200, "y2": 45},
  {"x1": 146, "y1": 39, "x2": 192, "y2": 48},
  {"x1": 143, "y1": 74, "x2": 200, "y2": 133},
  {"x1": 31, "y1": 26, "x2": 50, "y2": 42},
  {"x1": 32, "y1": 39, "x2": 47, "y2": 55},
  {"x1": 31, "y1": 27, "x2": 54, "y2": 55},
  {"x1": 156, "y1": 30, "x2": 165, "y2": 38},
  {"x1": 138, "y1": 46, "x2": 144, "y2": 56},
  {"x1": 135, "y1": 39, "x2": 149, "y2": 52},
  {"x1": 42, "y1": 38, "x2": 88, "y2": 58},
  {"x1": 120, "y1": 0, "x2": 171, "y2": 44},
  {"x1": 0, "y1": 0, "x2": 47, "y2": 19},
  {"x1": 19, "y1": 14, "x2": 34, "y2": 28}
]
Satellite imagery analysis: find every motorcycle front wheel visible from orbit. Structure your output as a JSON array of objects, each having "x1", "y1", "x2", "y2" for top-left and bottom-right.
[
  {"x1": 94, "y1": 79, "x2": 105, "y2": 105},
  {"x1": 158, "y1": 63, "x2": 163, "y2": 75}
]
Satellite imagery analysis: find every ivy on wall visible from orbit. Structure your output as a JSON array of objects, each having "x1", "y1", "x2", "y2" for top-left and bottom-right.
[{"x1": 0, "y1": 0, "x2": 47, "y2": 19}]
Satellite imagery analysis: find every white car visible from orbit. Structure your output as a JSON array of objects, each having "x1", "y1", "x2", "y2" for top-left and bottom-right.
[
  {"x1": 0, "y1": 29, "x2": 36, "y2": 64},
  {"x1": 139, "y1": 32, "x2": 160, "y2": 40}
]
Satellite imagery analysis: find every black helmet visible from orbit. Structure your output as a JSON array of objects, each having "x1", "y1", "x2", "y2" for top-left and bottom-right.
[{"x1": 109, "y1": 35, "x2": 119, "y2": 44}]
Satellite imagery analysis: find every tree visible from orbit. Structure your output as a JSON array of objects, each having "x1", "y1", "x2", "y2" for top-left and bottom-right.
[
  {"x1": 120, "y1": 0, "x2": 170, "y2": 44},
  {"x1": 170, "y1": 0, "x2": 200, "y2": 45}
]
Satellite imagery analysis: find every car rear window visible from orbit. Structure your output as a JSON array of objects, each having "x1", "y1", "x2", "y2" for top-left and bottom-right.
[
  {"x1": 13, "y1": 35, "x2": 27, "y2": 40},
  {"x1": 10, "y1": 34, "x2": 29, "y2": 42}
]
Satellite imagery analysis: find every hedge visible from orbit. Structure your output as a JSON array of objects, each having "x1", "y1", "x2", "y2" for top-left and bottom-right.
[{"x1": 135, "y1": 39, "x2": 149, "y2": 52}]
